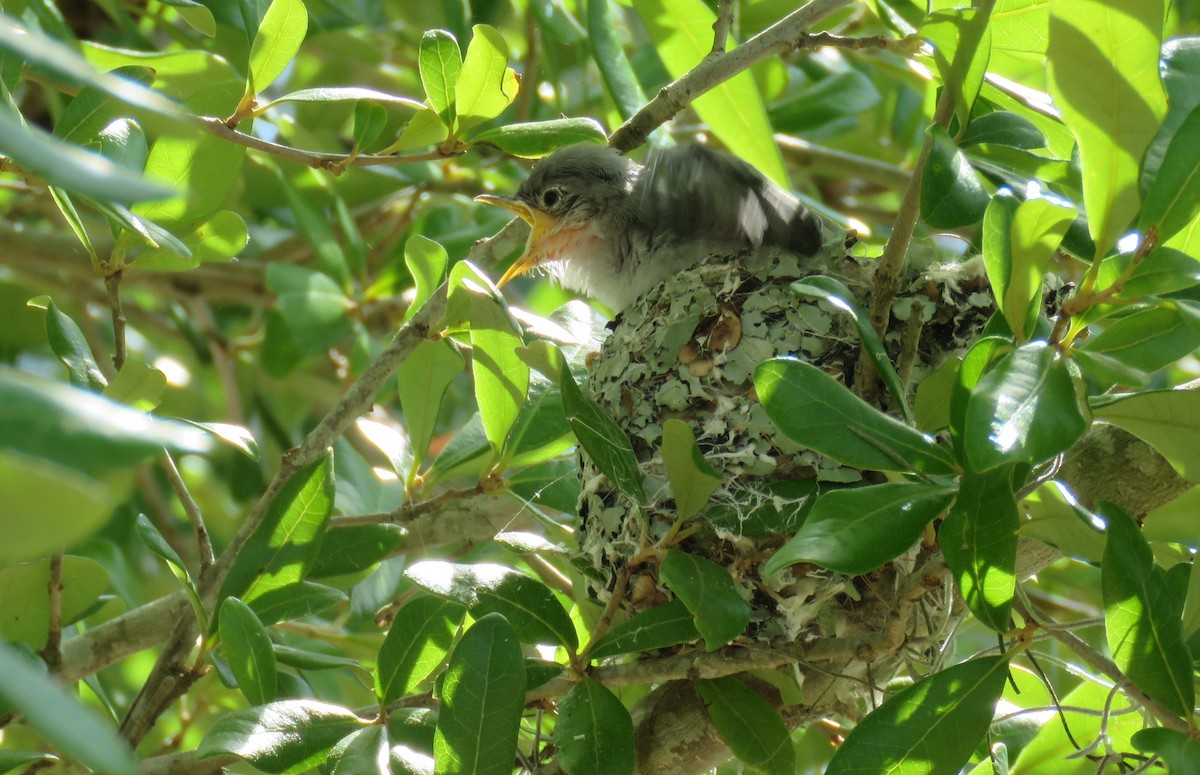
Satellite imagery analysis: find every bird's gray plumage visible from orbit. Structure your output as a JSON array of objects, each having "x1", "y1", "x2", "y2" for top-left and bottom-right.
[{"x1": 493, "y1": 143, "x2": 824, "y2": 311}]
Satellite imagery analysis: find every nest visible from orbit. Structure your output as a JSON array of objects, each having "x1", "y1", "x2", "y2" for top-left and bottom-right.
[{"x1": 575, "y1": 240, "x2": 1003, "y2": 720}]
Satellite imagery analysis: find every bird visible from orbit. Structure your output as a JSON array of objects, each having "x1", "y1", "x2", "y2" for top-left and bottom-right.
[{"x1": 475, "y1": 143, "x2": 825, "y2": 311}]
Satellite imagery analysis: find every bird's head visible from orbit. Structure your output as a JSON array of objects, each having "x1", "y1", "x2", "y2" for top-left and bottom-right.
[{"x1": 476, "y1": 144, "x2": 638, "y2": 288}]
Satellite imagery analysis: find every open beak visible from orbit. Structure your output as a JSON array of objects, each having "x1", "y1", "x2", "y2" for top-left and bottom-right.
[{"x1": 475, "y1": 194, "x2": 560, "y2": 287}]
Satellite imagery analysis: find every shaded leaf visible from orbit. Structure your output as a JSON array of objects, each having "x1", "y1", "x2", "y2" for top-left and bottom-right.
[
  {"x1": 587, "y1": 598, "x2": 699, "y2": 659},
  {"x1": 560, "y1": 361, "x2": 645, "y2": 504},
  {"x1": 470, "y1": 118, "x2": 606, "y2": 158},
  {"x1": 659, "y1": 550, "x2": 750, "y2": 651},
  {"x1": 941, "y1": 466, "x2": 1018, "y2": 631},
  {"x1": 0, "y1": 556, "x2": 109, "y2": 648},
  {"x1": 1138, "y1": 102, "x2": 1200, "y2": 244},
  {"x1": 921, "y1": 125, "x2": 989, "y2": 229},
  {"x1": 248, "y1": 581, "x2": 347, "y2": 627},
  {"x1": 377, "y1": 594, "x2": 465, "y2": 704},
  {"x1": 553, "y1": 678, "x2": 635, "y2": 775},
  {"x1": 136, "y1": 514, "x2": 206, "y2": 632},
  {"x1": 661, "y1": 419, "x2": 721, "y2": 521},
  {"x1": 35, "y1": 297, "x2": 106, "y2": 391},
  {"x1": 697, "y1": 677, "x2": 794, "y2": 775},
  {"x1": 1092, "y1": 390, "x2": 1200, "y2": 483},
  {"x1": 310, "y1": 524, "x2": 403, "y2": 578},
  {"x1": 220, "y1": 597, "x2": 278, "y2": 706},
  {"x1": 1080, "y1": 305, "x2": 1200, "y2": 373}
]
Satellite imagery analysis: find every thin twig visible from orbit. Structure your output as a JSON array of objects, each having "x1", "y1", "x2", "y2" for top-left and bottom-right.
[
  {"x1": 39, "y1": 553, "x2": 64, "y2": 674},
  {"x1": 159, "y1": 451, "x2": 214, "y2": 577},
  {"x1": 710, "y1": 0, "x2": 734, "y2": 55},
  {"x1": 104, "y1": 268, "x2": 127, "y2": 371}
]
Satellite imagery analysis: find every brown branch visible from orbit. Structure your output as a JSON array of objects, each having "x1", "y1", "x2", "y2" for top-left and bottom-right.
[
  {"x1": 104, "y1": 268, "x2": 127, "y2": 371},
  {"x1": 38, "y1": 553, "x2": 64, "y2": 674}
]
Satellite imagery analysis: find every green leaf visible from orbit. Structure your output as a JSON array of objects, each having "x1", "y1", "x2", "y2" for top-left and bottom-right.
[
  {"x1": 433, "y1": 614, "x2": 526, "y2": 775},
  {"x1": 197, "y1": 699, "x2": 363, "y2": 773},
  {"x1": 454, "y1": 24, "x2": 518, "y2": 133},
  {"x1": 960, "y1": 111, "x2": 1046, "y2": 150},
  {"x1": 762, "y1": 483, "x2": 957, "y2": 578},
  {"x1": 34, "y1": 297, "x2": 106, "y2": 391},
  {"x1": 659, "y1": 549, "x2": 750, "y2": 651},
  {"x1": 1096, "y1": 247, "x2": 1200, "y2": 300},
  {"x1": 267, "y1": 264, "x2": 354, "y2": 354},
  {"x1": 0, "y1": 556, "x2": 109, "y2": 648},
  {"x1": 98, "y1": 201, "x2": 191, "y2": 258},
  {"x1": 587, "y1": 0, "x2": 648, "y2": 120},
  {"x1": 220, "y1": 597, "x2": 278, "y2": 706},
  {"x1": 963, "y1": 342, "x2": 1087, "y2": 471},
  {"x1": 248, "y1": 581, "x2": 347, "y2": 627},
  {"x1": 941, "y1": 466, "x2": 1018, "y2": 631},
  {"x1": 1132, "y1": 727, "x2": 1200, "y2": 773},
  {"x1": 1092, "y1": 390, "x2": 1200, "y2": 482},
  {"x1": 1047, "y1": 0, "x2": 1166, "y2": 257},
  {"x1": 331, "y1": 726, "x2": 391, "y2": 775},
  {"x1": 256, "y1": 86, "x2": 425, "y2": 113},
  {"x1": 661, "y1": 419, "x2": 721, "y2": 521},
  {"x1": 696, "y1": 677, "x2": 794, "y2": 775},
  {"x1": 531, "y1": 0, "x2": 587, "y2": 44},
  {"x1": 247, "y1": 0, "x2": 309, "y2": 94},
  {"x1": 0, "y1": 642, "x2": 139, "y2": 775},
  {"x1": 767, "y1": 70, "x2": 881, "y2": 135},
  {"x1": 984, "y1": 195, "x2": 1075, "y2": 342},
  {"x1": 754, "y1": 358, "x2": 957, "y2": 476},
  {"x1": 217, "y1": 454, "x2": 335, "y2": 610},
  {"x1": 136, "y1": 210, "x2": 249, "y2": 271},
  {"x1": 403, "y1": 235, "x2": 448, "y2": 322},
  {"x1": 554, "y1": 678, "x2": 635, "y2": 775},
  {"x1": 791, "y1": 275, "x2": 911, "y2": 421},
  {"x1": 914, "y1": 356, "x2": 960, "y2": 433},
  {"x1": 921, "y1": 125, "x2": 989, "y2": 229},
  {"x1": 377, "y1": 594, "x2": 465, "y2": 704},
  {"x1": 0, "y1": 752, "x2": 53, "y2": 774},
  {"x1": 101, "y1": 358, "x2": 166, "y2": 412},
  {"x1": 272, "y1": 644, "x2": 361, "y2": 672},
  {"x1": 275, "y1": 169, "x2": 349, "y2": 285},
  {"x1": 1080, "y1": 305, "x2": 1200, "y2": 373},
  {"x1": 0, "y1": 451, "x2": 115, "y2": 563},
  {"x1": 469, "y1": 118, "x2": 607, "y2": 158},
  {"x1": 47, "y1": 188, "x2": 98, "y2": 267},
  {"x1": 920, "y1": 8, "x2": 992, "y2": 132},
  {"x1": 136, "y1": 513, "x2": 207, "y2": 633},
  {"x1": 352, "y1": 100, "x2": 388, "y2": 153},
  {"x1": 182, "y1": 421, "x2": 260, "y2": 460},
  {"x1": 1138, "y1": 103, "x2": 1200, "y2": 244},
  {"x1": 397, "y1": 340, "x2": 464, "y2": 473},
  {"x1": 1101, "y1": 504, "x2": 1194, "y2": 717},
  {"x1": 1142, "y1": 38, "x2": 1200, "y2": 198},
  {"x1": 406, "y1": 560, "x2": 578, "y2": 650},
  {"x1": 633, "y1": 0, "x2": 787, "y2": 185},
  {"x1": 560, "y1": 360, "x2": 645, "y2": 504},
  {"x1": 387, "y1": 107, "x2": 450, "y2": 153},
  {"x1": 826, "y1": 655, "x2": 1010, "y2": 775},
  {"x1": 0, "y1": 367, "x2": 210, "y2": 476},
  {"x1": 420, "y1": 30, "x2": 462, "y2": 124},
  {"x1": 501, "y1": 370, "x2": 572, "y2": 467},
  {"x1": 310, "y1": 524, "x2": 403, "y2": 578},
  {"x1": 0, "y1": 102, "x2": 173, "y2": 203},
  {"x1": 587, "y1": 598, "x2": 699, "y2": 659}
]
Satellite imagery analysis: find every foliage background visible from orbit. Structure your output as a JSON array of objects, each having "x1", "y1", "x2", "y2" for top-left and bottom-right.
[{"x1": 3, "y1": 0, "x2": 1200, "y2": 773}]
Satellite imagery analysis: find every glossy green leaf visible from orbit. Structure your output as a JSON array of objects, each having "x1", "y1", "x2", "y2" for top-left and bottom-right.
[
  {"x1": 377, "y1": 594, "x2": 465, "y2": 704},
  {"x1": 921, "y1": 8, "x2": 992, "y2": 132},
  {"x1": 588, "y1": 0, "x2": 647, "y2": 119},
  {"x1": 1132, "y1": 727, "x2": 1200, "y2": 772},
  {"x1": 791, "y1": 275, "x2": 911, "y2": 421},
  {"x1": 406, "y1": 560, "x2": 577, "y2": 650},
  {"x1": 256, "y1": 86, "x2": 424, "y2": 114},
  {"x1": 136, "y1": 210, "x2": 248, "y2": 271},
  {"x1": 470, "y1": 118, "x2": 607, "y2": 158},
  {"x1": 826, "y1": 655, "x2": 1009, "y2": 774},
  {"x1": 960, "y1": 111, "x2": 1046, "y2": 150},
  {"x1": 1138, "y1": 103, "x2": 1200, "y2": 244},
  {"x1": 531, "y1": 0, "x2": 586, "y2": 44},
  {"x1": 197, "y1": 699, "x2": 363, "y2": 773},
  {"x1": 433, "y1": 614, "x2": 525, "y2": 775},
  {"x1": 220, "y1": 597, "x2": 278, "y2": 706},
  {"x1": 1142, "y1": 37, "x2": 1200, "y2": 198},
  {"x1": 587, "y1": 598, "x2": 699, "y2": 659},
  {"x1": 455, "y1": 24, "x2": 518, "y2": 133},
  {"x1": 560, "y1": 361, "x2": 645, "y2": 504},
  {"x1": 763, "y1": 483, "x2": 956, "y2": 578},
  {"x1": 697, "y1": 677, "x2": 794, "y2": 775},
  {"x1": 267, "y1": 264, "x2": 354, "y2": 354},
  {"x1": 1093, "y1": 390, "x2": 1200, "y2": 483},
  {"x1": 420, "y1": 30, "x2": 462, "y2": 124},
  {"x1": 0, "y1": 642, "x2": 139, "y2": 775},
  {"x1": 97, "y1": 117, "x2": 149, "y2": 172},
  {"x1": 951, "y1": 339, "x2": 1012, "y2": 451},
  {"x1": 502, "y1": 370, "x2": 573, "y2": 467},
  {"x1": 0, "y1": 556, "x2": 108, "y2": 648},
  {"x1": 1101, "y1": 504, "x2": 1194, "y2": 717},
  {"x1": 101, "y1": 358, "x2": 166, "y2": 412},
  {"x1": 98, "y1": 201, "x2": 190, "y2": 258},
  {"x1": 1096, "y1": 248, "x2": 1200, "y2": 300},
  {"x1": 987, "y1": 196, "x2": 1075, "y2": 341},
  {"x1": 1070, "y1": 349, "x2": 1151, "y2": 389},
  {"x1": 659, "y1": 549, "x2": 750, "y2": 651},
  {"x1": 0, "y1": 102, "x2": 172, "y2": 203},
  {"x1": 272, "y1": 644, "x2": 361, "y2": 672},
  {"x1": 136, "y1": 513, "x2": 207, "y2": 633},
  {"x1": 331, "y1": 726, "x2": 391, "y2": 775},
  {"x1": 183, "y1": 421, "x2": 260, "y2": 460},
  {"x1": 914, "y1": 356, "x2": 960, "y2": 433},
  {"x1": 34, "y1": 298, "x2": 105, "y2": 391},
  {"x1": 1047, "y1": 0, "x2": 1166, "y2": 257},
  {"x1": 310, "y1": 524, "x2": 403, "y2": 578},
  {"x1": 661, "y1": 419, "x2": 721, "y2": 521},
  {"x1": 1080, "y1": 306, "x2": 1200, "y2": 373},
  {"x1": 921, "y1": 125, "x2": 989, "y2": 229},
  {"x1": 963, "y1": 342, "x2": 1087, "y2": 471},
  {"x1": 634, "y1": 0, "x2": 787, "y2": 186},
  {"x1": 941, "y1": 466, "x2": 1018, "y2": 631},
  {"x1": 217, "y1": 454, "x2": 335, "y2": 609},
  {"x1": 248, "y1": 581, "x2": 347, "y2": 627},
  {"x1": 398, "y1": 340, "x2": 464, "y2": 472},
  {"x1": 767, "y1": 71, "x2": 881, "y2": 135},
  {"x1": 754, "y1": 358, "x2": 957, "y2": 476},
  {"x1": 247, "y1": 0, "x2": 309, "y2": 94},
  {"x1": 0, "y1": 367, "x2": 210, "y2": 476},
  {"x1": 554, "y1": 678, "x2": 635, "y2": 775}
]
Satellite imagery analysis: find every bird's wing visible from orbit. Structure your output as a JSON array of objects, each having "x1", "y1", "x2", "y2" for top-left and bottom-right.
[{"x1": 633, "y1": 144, "x2": 823, "y2": 256}]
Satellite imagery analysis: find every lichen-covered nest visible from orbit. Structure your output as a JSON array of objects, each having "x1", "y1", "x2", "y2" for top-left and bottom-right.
[{"x1": 576, "y1": 239, "x2": 1001, "y2": 715}]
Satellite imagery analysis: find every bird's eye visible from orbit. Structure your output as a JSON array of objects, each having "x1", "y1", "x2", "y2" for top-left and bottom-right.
[{"x1": 541, "y1": 187, "x2": 563, "y2": 209}]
